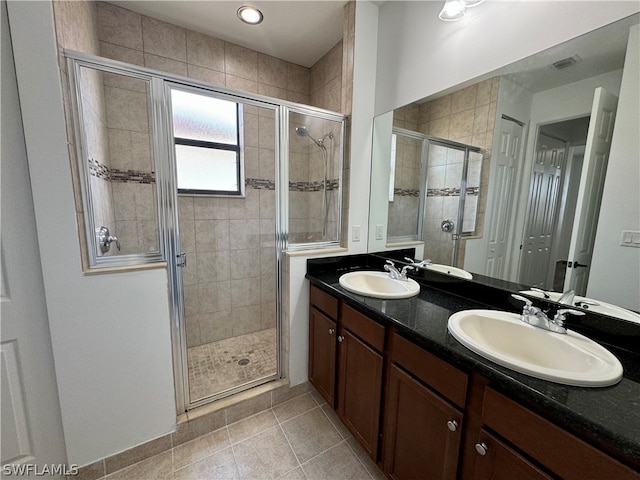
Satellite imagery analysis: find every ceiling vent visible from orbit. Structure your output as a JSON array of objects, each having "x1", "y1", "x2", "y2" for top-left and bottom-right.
[{"x1": 551, "y1": 56, "x2": 582, "y2": 70}]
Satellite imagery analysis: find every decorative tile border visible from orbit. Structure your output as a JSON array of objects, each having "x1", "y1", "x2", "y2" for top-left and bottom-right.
[
  {"x1": 288, "y1": 179, "x2": 339, "y2": 192},
  {"x1": 88, "y1": 158, "x2": 156, "y2": 184},
  {"x1": 427, "y1": 187, "x2": 479, "y2": 197},
  {"x1": 89, "y1": 160, "x2": 340, "y2": 193},
  {"x1": 110, "y1": 169, "x2": 155, "y2": 184},
  {"x1": 246, "y1": 178, "x2": 275, "y2": 190},
  {"x1": 88, "y1": 158, "x2": 110, "y2": 181},
  {"x1": 393, "y1": 188, "x2": 420, "y2": 197}
]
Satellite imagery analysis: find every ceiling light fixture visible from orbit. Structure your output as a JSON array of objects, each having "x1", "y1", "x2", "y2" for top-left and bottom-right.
[
  {"x1": 439, "y1": 0, "x2": 485, "y2": 22},
  {"x1": 237, "y1": 6, "x2": 263, "y2": 25}
]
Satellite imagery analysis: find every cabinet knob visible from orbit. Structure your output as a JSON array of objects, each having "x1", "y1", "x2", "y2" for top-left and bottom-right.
[
  {"x1": 338, "y1": 335, "x2": 344, "y2": 342},
  {"x1": 446, "y1": 420, "x2": 458, "y2": 432},
  {"x1": 328, "y1": 328, "x2": 335, "y2": 334},
  {"x1": 475, "y1": 442, "x2": 489, "y2": 456}
]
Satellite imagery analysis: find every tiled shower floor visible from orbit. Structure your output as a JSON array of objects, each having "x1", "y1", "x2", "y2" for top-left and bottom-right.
[{"x1": 188, "y1": 328, "x2": 277, "y2": 402}]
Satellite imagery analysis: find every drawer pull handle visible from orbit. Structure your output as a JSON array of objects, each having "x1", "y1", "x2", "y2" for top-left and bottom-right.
[
  {"x1": 338, "y1": 335, "x2": 345, "y2": 343},
  {"x1": 328, "y1": 328, "x2": 335, "y2": 334},
  {"x1": 475, "y1": 442, "x2": 489, "y2": 456},
  {"x1": 446, "y1": 420, "x2": 458, "y2": 432}
]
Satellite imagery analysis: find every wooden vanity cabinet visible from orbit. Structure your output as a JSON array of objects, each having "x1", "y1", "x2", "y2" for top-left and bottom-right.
[
  {"x1": 308, "y1": 286, "x2": 385, "y2": 458},
  {"x1": 309, "y1": 285, "x2": 339, "y2": 407},
  {"x1": 382, "y1": 331, "x2": 468, "y2": 480},
  {"x1": 308, "y1": 284, "x2": 639, "y2": 479},
  {"x1": 468, "y1": 388, "x2": 640, "y2": 480},
  {"x1": 470, "y1": 429, "x2": 553, "y2": 480},
  {"x1": 337, "y1": 304, "x2": 385, "y2": 459}
]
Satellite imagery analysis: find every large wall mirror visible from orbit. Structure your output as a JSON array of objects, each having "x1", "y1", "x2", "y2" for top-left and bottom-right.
[{"x1": 369, "y1": 13, "x2": 640, "y2": 321}]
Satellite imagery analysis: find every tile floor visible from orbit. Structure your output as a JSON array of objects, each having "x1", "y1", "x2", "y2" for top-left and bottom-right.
[
  {"x1": 103, "y1": 390, "x2": 386, "y2": 480},
  {"x1": 188, "y1": 328, "x2": 277, "y2": 402}
]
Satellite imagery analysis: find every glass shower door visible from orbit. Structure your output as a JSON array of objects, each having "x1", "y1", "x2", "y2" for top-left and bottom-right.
[
  {"x1": 168, "y1": 84, "x2": 279, "y2": 407},
  {"x1": 423, "y1": 139, "x2": 483, "y2": 267}
]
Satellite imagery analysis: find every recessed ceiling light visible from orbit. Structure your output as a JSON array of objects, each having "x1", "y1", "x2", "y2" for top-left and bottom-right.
[{"x1": 237, "y1": 6, "x2": 263, "y2": 25}]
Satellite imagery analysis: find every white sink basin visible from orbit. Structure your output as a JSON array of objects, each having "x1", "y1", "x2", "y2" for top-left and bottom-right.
[
  {"x1": 447, "y1": 309, "x2": 623, "y2": 387},
  {"x1": 426, "y1": 263, "x2": 473, "y2": 280},
  {"x1": 339, "y1": 271, "x2": 420, "y2": 299},
  {"x1": 520, "y1": 290, "x2": 640, "y2": 324}
]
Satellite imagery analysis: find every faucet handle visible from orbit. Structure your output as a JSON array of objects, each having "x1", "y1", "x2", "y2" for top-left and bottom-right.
[
  {"x1": 550, "y1": 308, "x2": 585, "y2": 333},
  {"x1": 554, "y1": 308, "x2": 585, "y2": 321},
  {"x1": 530, "y1": 287, "x2": 551, "y2": 299},
  {"x1": 386, "y1": 259, "x2": 396, "y2": 267},
  {"x1": 401, "y1": 265, "x2": 415, "y2": 277},
  {"x1": 511, "y1": 294, "x2": 533, "y2": 307}
]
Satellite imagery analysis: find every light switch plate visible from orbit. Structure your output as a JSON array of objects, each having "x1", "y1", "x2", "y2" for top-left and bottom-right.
[
  {"x1": 376, "y1": 224, "x2": 384, "y2": 240},
  {"x1": 352, "y1": 225, "x2": 360, "y2": 242},
  {"x1": 620, "y1": 230, "x2": 640, "y2": 248}
]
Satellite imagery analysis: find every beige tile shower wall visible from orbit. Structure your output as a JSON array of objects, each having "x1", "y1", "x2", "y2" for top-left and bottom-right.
[
  {"x1": 418, "y1": 77, "x2": 500, "y2": 265},
  {"x1": 94, "y1": 2, "x2": 311, "y2": 105},
  {"x1": 310, "y1": 41, "x2": 343, "y2": 112},
  {"x1": 388, "y1": 134, "x2": 421, "y2": 237},
  {"x1": 179, "y1": 107, "x2": 276, "y2": 348}
]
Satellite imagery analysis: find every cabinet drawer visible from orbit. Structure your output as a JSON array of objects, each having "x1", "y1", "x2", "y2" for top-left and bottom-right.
[
  {"x1": 390, "y1": 331, "x2": 467, "y2": 407},
  {"x1": 342, "y1": 304, "x2": 385, "y2": 352},
  {"x1": 482, "y1": 388, "x2": 640, "y2": 479},
  {"x1": 310, "y1": 284, "x2": 339, "y2": 320}
]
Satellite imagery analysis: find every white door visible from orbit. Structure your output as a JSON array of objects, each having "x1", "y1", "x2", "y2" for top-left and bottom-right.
[
  {"x1": 518, "y1": 132, "x2": 566, "y2": 288},
  {"x1": 564, "y1": 88, "x2": 618, "y2": 294},
  {"x1": 1, "y1": 2, "x2": 67, "y2": 472},
  {"x1": 484, "y1": 117, "x2": 524, "y2": 279}
]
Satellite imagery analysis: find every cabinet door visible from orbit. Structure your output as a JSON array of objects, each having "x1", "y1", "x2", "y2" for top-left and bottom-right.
[
  {"x1": 309, "y1": 307, "x2": 337, "y2": 406},
  {"x1": 471, "y1": 430, "x2": 552, "y2": 480},
  {"x1": 383, "y1": 364, "x2": 463, "y2": 480},
  {"x1": 337, "y1": 328, "x2": 383, "y2": 459}
]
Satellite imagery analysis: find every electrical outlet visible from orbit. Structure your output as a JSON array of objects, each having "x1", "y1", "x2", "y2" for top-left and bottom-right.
[
  {"x1": 376, "y1": 224, "x2": 384, "y2": 240},
  {"x1": 352, "y1": 225, "x2": 361, "y2": 242}
]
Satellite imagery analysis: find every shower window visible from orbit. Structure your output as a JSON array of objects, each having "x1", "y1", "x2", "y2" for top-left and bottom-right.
[{"x1": 171, "y1": 89, "x2": 244, "y2": 196}]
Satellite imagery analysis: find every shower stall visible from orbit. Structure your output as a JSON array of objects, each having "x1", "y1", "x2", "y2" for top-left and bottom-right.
[
  {"x1": 66, "y1": 51, "x2": 345, "y2": 412},
  {"x1": 388, "y1": 128, "x2": 484, "y2": 267}
]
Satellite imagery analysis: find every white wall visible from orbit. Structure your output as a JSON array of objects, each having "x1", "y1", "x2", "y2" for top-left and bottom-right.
[
  {"x1": 588, "y1": 24, "x2": 640, "y2": 311},
  {"x1": 288, "y1": 0, "x2": 380, "y2": 386},
  {"x1": 7, "y1": 2, "x2": 176, "y2": 467},
  {"x1": 375, "y1": 1, "x2": 639, "y2": 115}
]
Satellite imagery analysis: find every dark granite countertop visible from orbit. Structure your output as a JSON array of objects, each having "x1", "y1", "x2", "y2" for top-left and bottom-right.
[{"x1": 306, "y1": 253, "x2": 640, "y2": 471}]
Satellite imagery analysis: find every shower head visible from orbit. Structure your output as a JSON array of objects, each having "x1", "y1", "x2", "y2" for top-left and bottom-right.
[{"x1": 295, "y1": 126, "x2": 333, "y2": 148}]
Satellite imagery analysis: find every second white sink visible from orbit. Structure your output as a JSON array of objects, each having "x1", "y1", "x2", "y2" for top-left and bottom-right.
[
  {"x1": 520, "y1": 290, "x2": 640, "y2": 324},
  {"x1": 447, "y1": 309, "x2": 623, "y2": 387},
  {"x1": 339, "y1": 271, "x2": 420, "y2": 299},
  {"x1": 426, "y1": 264, "x2": 473, "y2": 280}
]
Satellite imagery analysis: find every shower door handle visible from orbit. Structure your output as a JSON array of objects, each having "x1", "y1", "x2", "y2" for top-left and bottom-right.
[{"x1": 177, "y1": 252, "x2": 187, "y2": 268}]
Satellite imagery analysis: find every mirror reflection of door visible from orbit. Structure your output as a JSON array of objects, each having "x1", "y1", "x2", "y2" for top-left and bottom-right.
[
  {"x1": 564, "y1": 87, "x2": 618, "y2": 294},
  {"x1": 485, "y1": 116, "x2": 524, "y2": 279},
  {"x1": 518, "y1": 132, "x2": 567, "y2": 288},
  {"x1": 517, "y1": 87, "x2": 618, "y2": 293}
]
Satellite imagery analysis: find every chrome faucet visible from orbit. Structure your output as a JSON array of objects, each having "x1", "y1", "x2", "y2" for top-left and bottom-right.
[
  {"x1": 384, "y1": 260, "x2": 414, "y2": 281},
  {"x1": 511, "y1": 294, "x2": 584, "y2": 334},
  {"x1": 557, "y1": 289, "x2": 576, "y2": 305},
  {"x1": 404, "y1": 257, "x2": 432, "y2": 268}
]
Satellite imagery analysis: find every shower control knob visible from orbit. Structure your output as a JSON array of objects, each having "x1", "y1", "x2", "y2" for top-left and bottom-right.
[{"x1": 441, "y1": 219, "x2": 455, "y2": 232}]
